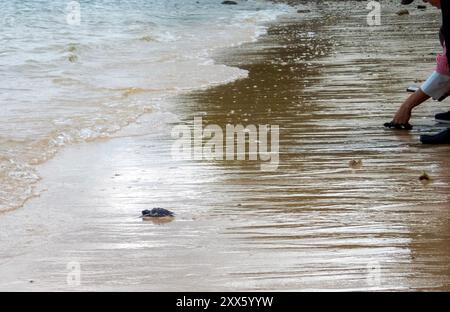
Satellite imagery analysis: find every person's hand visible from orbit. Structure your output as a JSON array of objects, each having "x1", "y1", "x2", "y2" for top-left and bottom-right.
[
  {"x1": 384, "y1": 88, "x2": 428, "y2": 130},
  {"x1": 384, "y1": 102, "x2": 414, "y2": 130},
  {"x1": 392, "y1": 102, "x2": 413, "y2": 124}
]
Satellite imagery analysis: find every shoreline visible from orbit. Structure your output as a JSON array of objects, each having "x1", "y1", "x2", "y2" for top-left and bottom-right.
[
  {"x1": 0, "y1": 3, "x2": 301, "y2": 291},
  {"x1": 0, "y1": 0, "x2": 293, "y2": 214},
  {"x1": 1, "y1": 1, "x2": 450, "y2": 291}
]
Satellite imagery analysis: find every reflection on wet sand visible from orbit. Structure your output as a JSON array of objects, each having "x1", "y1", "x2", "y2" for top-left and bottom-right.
[{"x1": 176, "y1": 1, "x2": 450, "y2": 290}]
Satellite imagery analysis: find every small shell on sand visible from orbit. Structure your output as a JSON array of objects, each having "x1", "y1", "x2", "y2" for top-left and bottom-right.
[
  {"x1": 140, "y1": 35, "x2": 154, "y2": 42},
  {"x1": 349, "y1": 159, "x2": 363, "y2": 170},
  {"x1": 68, "y1": 54, "x2": 78, "y2": 63},
  {"x1": 396, "y1": 9, "x2": 409, "y2": 16}
]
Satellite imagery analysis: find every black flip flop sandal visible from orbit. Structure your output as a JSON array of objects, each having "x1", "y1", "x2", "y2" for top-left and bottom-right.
[{"x1": 384, "y1": 122, "x2": 413, "y2": 130}]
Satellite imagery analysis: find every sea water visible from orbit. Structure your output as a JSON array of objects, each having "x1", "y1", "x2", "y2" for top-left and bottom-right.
[{"x1": 0, "y1": 0, "x2": 293, "y2": 212}]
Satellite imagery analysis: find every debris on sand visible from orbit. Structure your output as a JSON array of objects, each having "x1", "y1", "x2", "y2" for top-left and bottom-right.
[
  {"x1": 349, "y1": 159, "x2": 363, "y2": 170},
  {"x1": 68, "y1": 54, "x2": 78, "y2": 63},
  {"x1": 396, "y1": 9, "x2": 410, "y2": 16},
  {"x1": 419, "y1": 172, "x2": 431, "y2": 183}
]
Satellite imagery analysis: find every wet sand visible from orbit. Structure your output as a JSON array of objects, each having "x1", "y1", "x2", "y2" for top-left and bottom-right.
[{"x1": 1, "y1": 1, "x2": 450, "y2": 291}]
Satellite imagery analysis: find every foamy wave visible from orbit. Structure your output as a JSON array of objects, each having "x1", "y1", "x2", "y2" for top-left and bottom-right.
[{"x1": 0, "y1": 158, "x2": 40, "y2": 212}]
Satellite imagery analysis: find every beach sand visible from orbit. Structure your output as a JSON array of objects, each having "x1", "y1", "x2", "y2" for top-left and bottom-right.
[{"x1": 1, "y1": 1, "x2": 450, "y2": 291}]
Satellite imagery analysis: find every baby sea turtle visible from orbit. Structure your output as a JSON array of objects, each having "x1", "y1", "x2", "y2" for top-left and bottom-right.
[
  {"x1": 141, "y1": 208, "x2": 174, "y2": 219},
  {"x1": 384, "y1": 121, "x2": 413, "y2": 130}
]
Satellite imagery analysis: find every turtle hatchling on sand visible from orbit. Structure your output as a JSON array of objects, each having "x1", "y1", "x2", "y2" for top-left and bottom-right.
[{"x1": 141, "y1": 208, "x2": 175, "y2": 218}]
